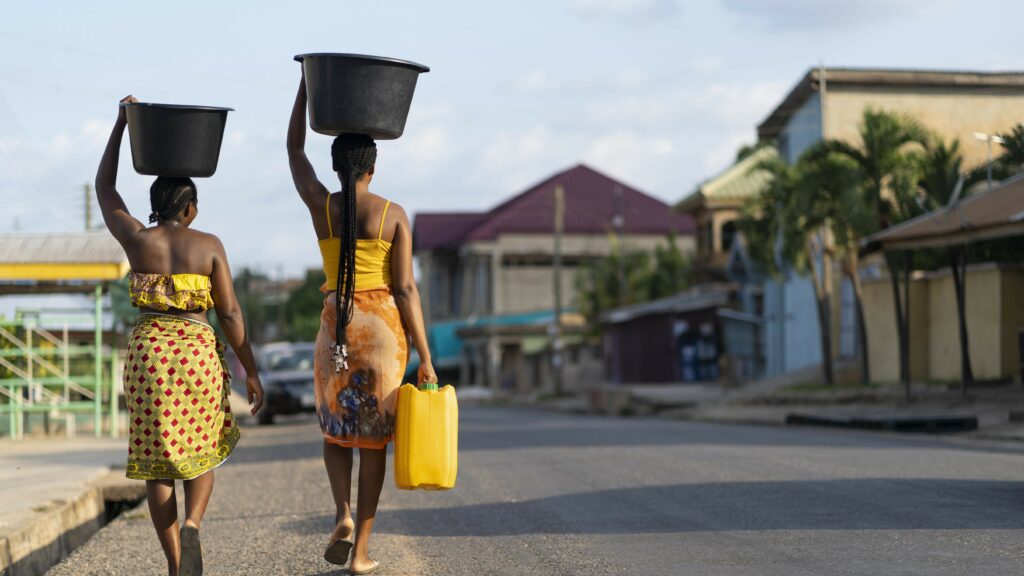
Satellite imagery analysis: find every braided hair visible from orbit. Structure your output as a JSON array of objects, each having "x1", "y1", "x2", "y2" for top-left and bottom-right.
[
  {"x1": 331, "y1": 134, "x2": 377, "y2": 368},
  {"x1": 149, "y1": 177, "x2": 197, "y2": 224}
]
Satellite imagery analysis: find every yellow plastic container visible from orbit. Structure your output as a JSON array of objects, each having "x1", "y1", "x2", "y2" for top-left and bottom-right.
[{"x1": 393, "y1": 383, "x2": 458, "y2": 490}]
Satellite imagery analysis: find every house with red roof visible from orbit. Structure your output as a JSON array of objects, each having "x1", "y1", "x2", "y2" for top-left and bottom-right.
[{"x1": 413, "y1": 164, "x2": 695, "y2": 390}]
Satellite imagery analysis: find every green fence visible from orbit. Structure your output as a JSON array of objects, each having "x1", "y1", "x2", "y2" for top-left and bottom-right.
[{"x1": 0, "y1": 293, "x2": 121, "y2": 439}]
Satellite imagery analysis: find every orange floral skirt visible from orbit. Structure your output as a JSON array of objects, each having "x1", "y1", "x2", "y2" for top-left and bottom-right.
[{"x1": 314, "y1": 287, "x2": 409, "y2": 449}]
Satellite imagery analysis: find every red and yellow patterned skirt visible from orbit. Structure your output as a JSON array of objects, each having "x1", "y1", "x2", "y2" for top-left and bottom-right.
[
  {"x1": 314, "y1": 287, "x2": 408, "y2": 449},
  {"x1": 123, "y1": 314, "x2": 239, "y2": 480}
]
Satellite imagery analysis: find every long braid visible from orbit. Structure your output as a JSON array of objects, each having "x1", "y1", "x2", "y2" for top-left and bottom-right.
[{"x1": 330, "y1": 134, "x2": 377, "y2": 372}]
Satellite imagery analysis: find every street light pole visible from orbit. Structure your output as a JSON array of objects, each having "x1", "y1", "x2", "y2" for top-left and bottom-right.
[{"x1": 974, "y1": 132, "x2": 1006, "y2": 190}]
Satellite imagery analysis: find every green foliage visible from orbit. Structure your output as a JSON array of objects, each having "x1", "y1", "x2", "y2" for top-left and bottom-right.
[
  {"x1": 575, "y1": 235, "x2": 691, "y2": 333},
  {"x1": 997, "y1": 123, "x2": 1024, "y2": 173},
  {"x1": 283, "y1": 269, "x2": 327, "y2": 341},
  {"x1": 646, "y1": 234, "x2": 691, "y2": 300}
]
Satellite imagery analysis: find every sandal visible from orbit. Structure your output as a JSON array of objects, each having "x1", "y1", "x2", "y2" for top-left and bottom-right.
[
  {"x1": 179, "y1": 525, "x2": 203, "y2": 576},
  {"x1": 349, "y1": 559, "x2": 380, "y2": 575},
  {"x1": 324, "y1": 538, "x2": 354, "y2": 565}
]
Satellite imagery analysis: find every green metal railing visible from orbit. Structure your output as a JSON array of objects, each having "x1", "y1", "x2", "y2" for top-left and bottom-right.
[{"x1": 0, "y1": 285, "x2": 120, "y2": 439}]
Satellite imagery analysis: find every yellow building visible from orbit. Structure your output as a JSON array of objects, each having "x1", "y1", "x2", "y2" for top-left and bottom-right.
[
  {"x1": 862, "y1": 264, "x2": 1024, "y2": 383},
  {"x1": 862, "y1": 172, "x2": 1024, "y2": 384}
]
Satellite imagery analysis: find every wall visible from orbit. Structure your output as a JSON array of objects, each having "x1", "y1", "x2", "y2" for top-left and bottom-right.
[
  {"x1": 779, "y1": 92, "x2": 823, "y2": 164},
  {"x1": 825, "y1": 86, "x2": 1024, "y2": 166},
  {"x1": 1000, "y1": 269, "x2": 1024, "y2": 380},
  {"x1": 863, "y1": 265, "x2": 1024, "y2": 383},
  {"x1": 762, "y1": 274, "x2": 823, "y2": 378}
]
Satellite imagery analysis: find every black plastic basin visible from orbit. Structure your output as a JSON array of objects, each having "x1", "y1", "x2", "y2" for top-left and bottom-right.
[
  {"x1": 122, "y1": 102, "x2": 234, "y2": 178},
  {"x1": 295, "y1": 53, "x2": 429, "y2": 140}
]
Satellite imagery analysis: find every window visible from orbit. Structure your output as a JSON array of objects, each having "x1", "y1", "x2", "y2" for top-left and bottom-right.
[{"x1": 721, "y1": 221, "x2": 737, "y2": 253}]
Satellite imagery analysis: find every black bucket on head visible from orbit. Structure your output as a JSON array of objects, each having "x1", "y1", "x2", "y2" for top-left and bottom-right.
[
  {"x1": 295, "y1": 53, "x2": 429, "y2": 140},
  {"x1": 122, "y1": 102, "x2": 233, "y2": 178}
]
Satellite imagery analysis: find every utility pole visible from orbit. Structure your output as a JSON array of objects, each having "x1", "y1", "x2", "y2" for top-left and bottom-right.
[
  {"x1": 613, "y1": 185, "x2": 626, "y2": 305},
  {"x1": 552, "y1": 185, "x2": 565, "y2": 396},
  {"x1": 84, "y1": 183, "x2": 93, "y2": 231}
]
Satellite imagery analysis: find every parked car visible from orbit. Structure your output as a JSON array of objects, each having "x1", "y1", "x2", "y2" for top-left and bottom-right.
[{"x1": 256, "y1": 342, "x2": 316, "y2": 425}]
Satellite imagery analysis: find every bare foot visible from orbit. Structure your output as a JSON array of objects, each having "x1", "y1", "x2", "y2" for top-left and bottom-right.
[
  {"x1": 329, "y1": 515, "x2": 355, "y2": 543},
  {"x1": 348, "y1": 556, "x2": 379, "y2": 574}
]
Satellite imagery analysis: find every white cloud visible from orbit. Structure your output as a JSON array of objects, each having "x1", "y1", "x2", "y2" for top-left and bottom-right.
[
  {"x1": 571, "y1": 0, "x2": 679, "y2": 20},
  {"x1": 720, "y1": 0, "x2": 956, "y2": 30}
]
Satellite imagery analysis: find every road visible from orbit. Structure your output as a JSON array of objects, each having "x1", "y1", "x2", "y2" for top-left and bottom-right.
[{"x1": 50, "y1": 405, "x2": 1024, "y2": 575}]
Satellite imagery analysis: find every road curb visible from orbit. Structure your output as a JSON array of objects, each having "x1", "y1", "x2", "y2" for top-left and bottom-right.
[{"x1": 0, "y1": 473, "x2": 144, "y2": 576}]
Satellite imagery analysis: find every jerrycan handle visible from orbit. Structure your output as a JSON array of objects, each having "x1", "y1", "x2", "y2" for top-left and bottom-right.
[{"x1": 419, "y1": 383, "x2": 439, "y2": 391}]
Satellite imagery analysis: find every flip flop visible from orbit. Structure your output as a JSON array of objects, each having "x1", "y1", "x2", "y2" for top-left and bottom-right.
[
  {"x1": 349, "y1": 559, "x2": 380, "y2": 575},
  {"x1": 324, "y1": 538, "x2": 354, "y2": 565},
  {"x1": 179, "y1": 525, "x2": 203, "y2": 576}
]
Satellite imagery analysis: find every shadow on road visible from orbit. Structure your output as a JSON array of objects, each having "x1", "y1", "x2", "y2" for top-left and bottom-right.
[{"x1": 283, "y1": 478, "x2": 1024, "y2": 536}]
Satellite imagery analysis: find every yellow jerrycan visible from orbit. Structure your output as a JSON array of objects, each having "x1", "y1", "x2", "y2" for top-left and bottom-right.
[{"x1": 393, "y1": 383, "x2": 458, "y2": 490}]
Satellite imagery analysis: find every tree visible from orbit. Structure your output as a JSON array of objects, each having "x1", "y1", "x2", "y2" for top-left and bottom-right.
[
  {"x1": 811, "y1": 109, "x2": 929, "y2": 398},
  {"x1": 916, "y1": 138, "x2": 990, "y2": 396},
  {"x1": 737, "y1": 150, "x2": 864, "y2": 383},
  {"x1": 283, "y1": 269, "x2": 329, "y2": 341},
  {"x1": 997, "y1": 123, "x2": 1024, "y2": 172},
  {"x1": 645, "y1": 234, "x2": 691, "y2": 300},
  {"x1": 575, "y1": 235, "x2": 691, "y2": 334}
]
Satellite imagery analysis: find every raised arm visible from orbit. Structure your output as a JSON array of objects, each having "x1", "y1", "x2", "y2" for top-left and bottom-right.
[
  {"x1": 209, "y1": 237, "x2": 264, "y2": 415},
  {"x1": 389, "y1": 205, "x2": 437, "y2": 384},
  {"x1": 287, "y1": 72, "x2": 329, "y2": 214},
  {"x1": 95, "y1": 95, "x2": 144, "y2": 243}
]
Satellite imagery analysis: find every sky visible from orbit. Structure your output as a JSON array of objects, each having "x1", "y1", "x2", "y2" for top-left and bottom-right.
[{"x1": 2, "y1": 0, "x2": 1023, "y2": 276}]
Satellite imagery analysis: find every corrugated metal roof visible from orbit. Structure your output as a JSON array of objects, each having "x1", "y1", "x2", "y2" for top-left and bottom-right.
[
  {"x1": 0, "y1": 231, "x2": 126, "y2": 264},
  {"x1": 677, "y1": 146, "x2": 777, "y2": 212},
  {"x1": 863, "y1": 172, "x2": 1024, "y2": 251},
  {"x1": 414, "y1": 164, "x2": 694, "y2": 251},
  {"x1": 601, "y1": 284, "x2": 734, "y2": 324}
]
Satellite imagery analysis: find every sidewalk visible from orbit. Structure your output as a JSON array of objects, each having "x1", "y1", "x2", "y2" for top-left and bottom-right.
[
  {"x1": 0, "y1": 420, "x2": 165, "y2": 576},
  {"x1": 529, "y1": 379, "x2": 1024, "y2": 445}
]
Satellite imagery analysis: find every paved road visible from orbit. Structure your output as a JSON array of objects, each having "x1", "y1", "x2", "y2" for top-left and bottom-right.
[{"x1": 50, "y1": 405, "x2": 1024, "y2": 575}]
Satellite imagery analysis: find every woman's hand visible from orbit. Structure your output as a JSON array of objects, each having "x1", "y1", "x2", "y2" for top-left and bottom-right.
[
  {"x1": 117, "y1": 95, "x2": 138, "y2": 124},
  {"x1": 418, "y1": 362, "x2": 438, "y2": 387},
  {"x1": 246, "y1": 374, "x2": 265, "y2": 415}
]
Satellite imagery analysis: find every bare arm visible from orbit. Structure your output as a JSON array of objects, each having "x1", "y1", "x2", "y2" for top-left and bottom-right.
[
  {"x1": 209, "y1": 237, "x2": 264, "y2": 414},
  {"x1": 287, "y1": 72, "x2": 329, "y2": 216},
  {"x1": 95, "y1": 96, "x2": 144, "y2": 243},
  {"x1": 389, "y1": 205, "x2": 437, "y2": 384}
]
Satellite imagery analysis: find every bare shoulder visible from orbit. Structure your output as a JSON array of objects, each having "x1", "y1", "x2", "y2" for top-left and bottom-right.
[{"x1": 187, "y1": 229, "x2": 226, "y2": 253}]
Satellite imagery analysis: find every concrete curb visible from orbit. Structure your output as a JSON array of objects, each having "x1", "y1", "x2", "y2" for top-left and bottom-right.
[{"x1": 0, "y1": 473, "x2": 144, "y2": 576}]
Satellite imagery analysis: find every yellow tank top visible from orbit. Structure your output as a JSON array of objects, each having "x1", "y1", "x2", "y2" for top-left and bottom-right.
[{"x1": 319, "y1": 197, "x2": 393, "y2": 291}]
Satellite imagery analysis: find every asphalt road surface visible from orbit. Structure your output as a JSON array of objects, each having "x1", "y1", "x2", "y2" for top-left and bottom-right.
[{"x1": 50, "y1": 405, "x2": 1024, "y2": 575}]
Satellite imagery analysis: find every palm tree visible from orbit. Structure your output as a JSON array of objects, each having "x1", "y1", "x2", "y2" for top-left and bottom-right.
[
  {"x1": 740, "y1": 153, "x2": 837, "y2": 385},
  {"x1": 997, "y1": 123, "x2": 1024, "y2": 172},
  {"x1": 794, "y1": 147, "x2": 872, "y2": 384},
  {"x1": 809, "y1": 109, "x2": 929, "y2": 398},
  {"x1": 916, "y1": 139, "x2": 988, "y2": 396}
]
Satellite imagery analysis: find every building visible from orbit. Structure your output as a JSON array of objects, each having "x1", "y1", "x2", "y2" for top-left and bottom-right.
[
  {"x1": 414, "y1": 163, "x2": 696, "y2": 390},
  {"x1": 723, "y1": 67, "x2": 1024, "y2": 380},
  {"x1": 676, "y1": 145, "x2": 776, "y2": 279},
  {"x1": 861, "y1": 172, "x2": 1024, "y2": 383},
  {"x1": 601, "y1": 284, "x2": 762, "y2": 384}
]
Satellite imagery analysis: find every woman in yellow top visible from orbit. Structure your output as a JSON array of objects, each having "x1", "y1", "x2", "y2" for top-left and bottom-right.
[
  {"x1": 287, "y1": 71, "x2": 436, "y2": 574},
  {"x1": 97, "y1": 95, "x2": 264, "y2": 576}
]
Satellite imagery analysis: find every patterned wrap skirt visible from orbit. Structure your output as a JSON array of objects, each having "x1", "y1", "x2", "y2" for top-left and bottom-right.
[
  {"x1": 314, "y1": 287, "x2": 408, "y2": 449},
  {"x1": 123, "y1": 314, "x2": 239, "y2": 480}
]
